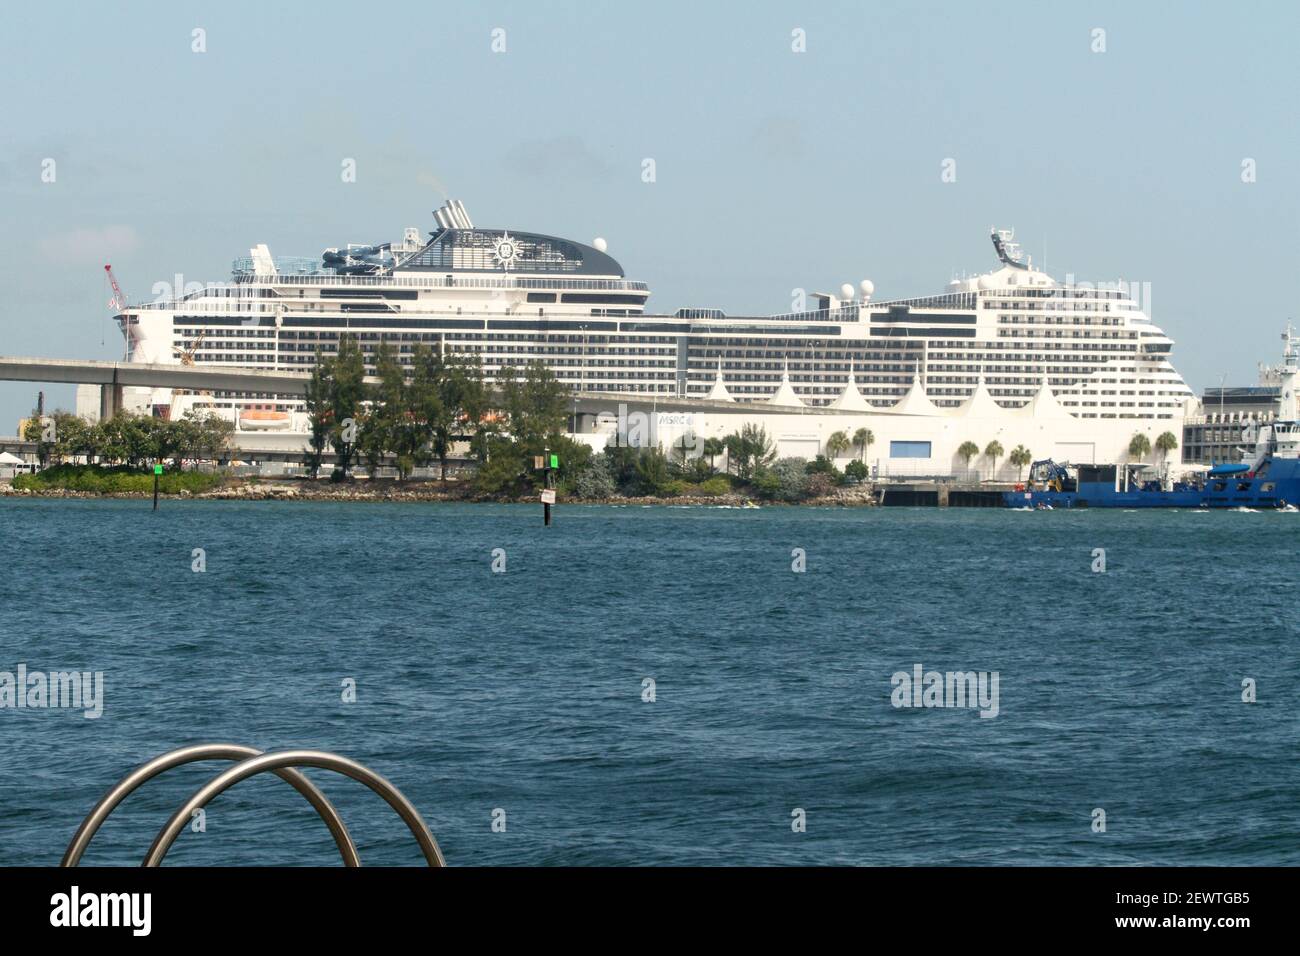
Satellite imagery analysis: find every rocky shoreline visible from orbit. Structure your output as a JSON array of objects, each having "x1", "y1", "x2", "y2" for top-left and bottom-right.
[{"x1": 1, "y1": 478, "x2": 878, "y2": 507}]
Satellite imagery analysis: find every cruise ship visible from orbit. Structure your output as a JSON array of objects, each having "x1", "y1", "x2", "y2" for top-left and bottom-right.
[{"x1": 117, "y1": 201, "x2": 1194, "y2": 428}]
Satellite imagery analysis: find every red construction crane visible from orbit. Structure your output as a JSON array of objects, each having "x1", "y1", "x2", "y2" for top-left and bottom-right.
[{"x1": 104, "y1": 263, "x2": 129, "y2": 312}]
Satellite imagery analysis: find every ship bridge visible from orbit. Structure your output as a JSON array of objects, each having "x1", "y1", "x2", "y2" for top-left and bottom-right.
[
  {"x1": 394, "y1": 199, "x2": 625, "y2": 277},
  {"x1": 397, "y1": 227, "x2": 624, "y2": 277}
]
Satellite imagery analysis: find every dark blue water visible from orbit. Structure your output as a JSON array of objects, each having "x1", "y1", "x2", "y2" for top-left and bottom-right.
[{"x1": 1, "y1": 499, "x2": 1297, "y2": 866}]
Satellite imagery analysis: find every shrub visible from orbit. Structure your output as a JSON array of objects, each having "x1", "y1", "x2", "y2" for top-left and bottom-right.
[
  {"x1": 603, "y1": 444, "x2": 641, "y2": 490},
  {"x1": 693, "y1": 476, "x2": 731, "y2": 497},
  {"x1": 751, "y1": 471, "x2": 782, "y2": 498},
  {"x1": 472, "y1": 438, "x2": 528, "y2": 495},
  {"x1": 804, "y1": 473, "x2": 836, "y2": 499},
  {"x1": 805, "y1": 455, "x2": 843, "y2": 481},
  {"x1": 660, "y1": 479, "x2": 690, "y2": 497},
  {"x1": 572, "y1": 456, "x2": 617, "y2": 499},
  {"x1": 632, "y1": 447, "x2": 672, "y2": 495},
  {"x1": 682, "y1": 457, "x2": 715, "y2": 483},
  {"x1": 758, "y1": 457, "x2": 808, "y2": 501},
  {"x1": 14, "y1": 464, "x2": 224, "y2": 494},
  {"x1": 843, "y1": 459, "x2": 869, "y2": 482}
]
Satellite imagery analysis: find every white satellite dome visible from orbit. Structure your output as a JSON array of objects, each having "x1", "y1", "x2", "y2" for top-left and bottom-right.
[
  {"x1": 840, "y1": 283, "x2": 856, "y2": 301},
  {"x1": 592, "y1": 237, "x2": 607, "y2": 253},
  {"x1": 947, "y1": 279, "x2": 964, "y2": 292},
  {"x1": 859, "y1": 279, "x2": 874, "y2": 297},
  {"x1": 977, "y1": 274, "x2": 995, "y2": 290}
]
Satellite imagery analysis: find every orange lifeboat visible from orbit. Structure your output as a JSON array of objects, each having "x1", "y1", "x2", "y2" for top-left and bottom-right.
[{"x1": 239, "y1": 408, "x2": 293, "y2": 431}]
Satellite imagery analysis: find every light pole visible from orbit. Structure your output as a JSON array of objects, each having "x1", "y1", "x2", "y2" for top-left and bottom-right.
[{"x1": 1218, "y1": 372, "x2": 1226, "y2": 463}]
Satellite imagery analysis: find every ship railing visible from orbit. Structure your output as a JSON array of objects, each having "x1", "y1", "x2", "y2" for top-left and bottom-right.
[
  {"x1": 229, "y1": 273, "x2": 651, "y2": 292},
  {"x1": 127, "y1": 275, "x2": 651, "y2": 309},
  {"x1": 868, "y1": 291, "x2": 979, "y2": 311}
]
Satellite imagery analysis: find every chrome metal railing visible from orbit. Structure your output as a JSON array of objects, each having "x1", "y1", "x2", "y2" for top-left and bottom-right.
[{"x1": 61, "y1": 744, "x2": 444, "y2": 867}]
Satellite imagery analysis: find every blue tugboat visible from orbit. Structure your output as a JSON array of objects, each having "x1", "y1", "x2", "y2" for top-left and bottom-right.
[{"x1": 1004, "y1": 330, "x2": 1300, "y2": 510}]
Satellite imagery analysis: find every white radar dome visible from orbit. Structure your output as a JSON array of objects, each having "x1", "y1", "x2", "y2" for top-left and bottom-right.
[
  {"x1": 977, "y1": 275, "x2": 995, "y2": 290},
  {"x1": 859, "y1": 280, "x2": 874, "y2": 297},
  {"x1": 592, "y1": 237, "x2": 608, "y2": 253},
  {"x1": 840, "y1": 283, "x2": 856, "y2": 301}
]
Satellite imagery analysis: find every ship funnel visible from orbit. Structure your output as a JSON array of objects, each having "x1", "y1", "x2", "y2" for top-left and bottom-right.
[
  {"x1": 250, "y1": 244, "x2": 277, "y2": 277},
  {"x1": 433, "y1": 200, "x2": 475, "y2": 231},
  {"x1": 451, "y1": 200, "x2": 474, "y2": 229}
]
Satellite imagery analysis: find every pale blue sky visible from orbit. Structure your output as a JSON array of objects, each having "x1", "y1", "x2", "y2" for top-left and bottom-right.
[{"x1": 2, "y1": 0, "x2": 1297, "y2": 426}]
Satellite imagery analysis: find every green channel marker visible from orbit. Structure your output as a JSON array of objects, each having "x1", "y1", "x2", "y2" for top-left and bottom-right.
[{"x1": 154, "y1": 464, "x2": 164, "y2": 475}]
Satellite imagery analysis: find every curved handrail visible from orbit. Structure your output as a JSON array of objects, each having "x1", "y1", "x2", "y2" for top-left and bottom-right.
[
  {"x1": 61, "y1": 743, "x2": 360, "y2": 867},
  {"x1": 143, "y1": 750, "x2": 445, "y2": 867}
]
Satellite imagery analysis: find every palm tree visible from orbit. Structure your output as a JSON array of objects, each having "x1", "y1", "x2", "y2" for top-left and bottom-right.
[
  {"x1": 984, "y1": 440, "x2": 1004, "y2": 479},
  {"x1": 1129, "y1": 432, "x2": 1152, "y2": 463},
  {"x1": 723, "y1": 423, "x2": 776, "y2": 480},
  {"x1": 957, "y1": 440, "x2": 980, "y2": 477},
  {"x1": 1009, "y1": 444, "x2": 1032, "y2": 481},
  {"x1": 853, "y1": 427, "x2": 874, "y2": 461},
  {"x1": 702, "y1": 437, "x2": 725, "y2": 473},
  {"x1": 826, "y1": 430, "x2": 851, "y2": 460},
  {"x1": 1155, "y1": 431, "x2": 1178, "y2": 464}
]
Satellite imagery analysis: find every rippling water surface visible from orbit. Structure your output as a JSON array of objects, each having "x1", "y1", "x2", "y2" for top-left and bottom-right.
[{"x1": 1, "y1": 499, "x2": 1296, "y2": 866}]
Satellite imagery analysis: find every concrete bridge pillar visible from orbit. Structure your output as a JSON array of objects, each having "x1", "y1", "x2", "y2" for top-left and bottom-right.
[{"x1": 99, "y1": 372, "x2": 122, "y2": 421}]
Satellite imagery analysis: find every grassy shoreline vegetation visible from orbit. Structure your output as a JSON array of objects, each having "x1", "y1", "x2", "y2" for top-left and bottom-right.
[
  {"x1": 6, "y1": 335, "x2": 878, "y2": 504},
  {"x1": 12, "y1": 408, "x2": 235, "y2": 494},
  {"x1": 13, "y1": 464, "x2": 224, "y2": 494}
]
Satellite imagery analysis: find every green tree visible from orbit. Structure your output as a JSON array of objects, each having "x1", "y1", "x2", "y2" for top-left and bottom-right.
[
  {"x1": 472, "y1": 435, "x2": 527, "y2": 495},
  {"x1": 826, "y1": 430, "x2": 851, "y2": 460},
  {"x1": 957, "y1": 440, "x2": 980, "y2": 475},
  {"x1": 357, "y1": 340, "x2": 403, "y2": 480},
  {"x1": 23, "y1": 411, "x2": 88, "y2": 467},
  {"x1": 633, "y1": 447, "x2": 671, "y2": 495},
  {"x1": 702, "y1": 436, "x2": 725, "y2": 473},
  {"x1": 1009, "y1": 444, "x2": 1033, "y2": 480},
  {"x1": 500, "y1": 361, "x2": 569, "y2": 452},
  {"x1": 303, "y1": 351, "x2": 333, "y2": 479},
  {"x1": 844, "y1": 459, "x2": 869, "y2": 482},
  {"x1": 603, "y1": 443, "x2": 641, "y2": 492},
  {"x1": 574, "y1": 455, "x2": 617, "y2": 499},
  {"x1": 1155, "y1": 430, "x2": 1179, "y2": 464},
  {"x1": 328, "y1": 335, "x2": 367, "y2": 481},
  {"x1": 472, "y1": 361, "x2": 570, "y2": 494},
  {"x1": 670, "y1": 431, "x2": 698, "y2": 470},
  {"x1": 1129, "y1": 432, "x2": 1152, "y2": 463},
  {"x1": 758, "y1": 457, "x2": 808, "y2": 501},
  {"x1": 805, "y1": 455, "x2": 843, "y2": 482},
  {"x1": 180, "y1": 410, "x2": 233, "y2": 465},
  {"x1": 853, "y1": 427, "x2": 874, "y2": 461},
  {"x1": 431, "y1": 349, "x2": 488, "y2": 481},
  {"x1": 723, "y1": 423, "x2": 776, "y2": 480},
  {"x1": 984, "y1": 440, "x2": 1004, "y2": 478}
]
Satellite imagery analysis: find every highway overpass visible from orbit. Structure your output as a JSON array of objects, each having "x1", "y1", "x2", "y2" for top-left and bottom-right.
[{"x1": 0, "y1": 355, "x2": 843, "y2": 419}]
